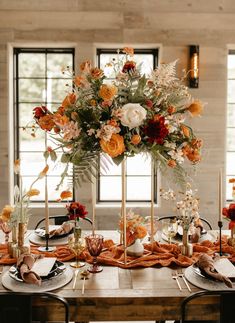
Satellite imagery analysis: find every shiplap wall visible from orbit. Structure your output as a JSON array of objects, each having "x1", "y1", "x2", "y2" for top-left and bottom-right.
[{"x1": 0, "y1": 0, "x2": 232, "y2": 229}]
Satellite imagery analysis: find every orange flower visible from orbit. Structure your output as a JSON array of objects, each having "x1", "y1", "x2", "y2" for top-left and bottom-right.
[
  {"x1": 135, "y1": 225, "x2": 147, "y2": 239},
  {"x1": 229, "y1": 178, "x2": 235, "y2": 183},
  {"x1": 90, "y1": 67, "x2": 104, "y2": 79},
  {"x1": 71, "y1": 112, "x2": 78, "y2": 121},
  {"x1": 167, "y1": 105, "x2": 176, "y2": 114},
  {"x1": 0, "y1": 205, "x2": 14, "y2": 222},
  {"x1": 123, "y1": 47, "x2": 134, "y2": 56},
  {"x1": 187, "y1": 101, "x2": 203, "y2": 116},
  {"x1": 26, "y1": 188, "x2": 40, "y2": 197},
  {"x1": 53, "y1": 113, "x2": 69, "y2": 127},
  {"x1": 168, "y1": 159, "x2": 177, "y2": 168},
  {"x1": 187, "y1": 149, "x2": 201, "y2": 163},
  {"x1": 60, "y1": 190, "x2": 73, "y2": 200},
  {"x1": 181, "y1": 124, "x2": 190, "y2": 137},
  {"x1": 61, "y1": 93, "x2": 76, "y2": 108},
  {"x1": 14, "y1": 159, "x2": 20, "y2": 174},
  {"x1": 39, "y1": 165, "x2": 49, "y2": 178},
  {"x1": 191, "y1": 138, "x2": 203, "y2": 149},
  {"x1": 99, "y1": 84, "x2": 117, "y2": 101},
  {"x1": 107, "y1": 119, "x2": 118, "y2": 127},
  {"x1": 131, "y1": 134, "x2": 141, "y2": 145},
  {"x1": 100, "y1": 134, "x2": 125, "y2": 158},
  {"x1": 38, "y1": 115, "x2": 55, "y2": 131}
]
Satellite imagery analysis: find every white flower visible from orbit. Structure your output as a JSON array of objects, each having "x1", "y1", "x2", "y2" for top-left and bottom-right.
[
  {"x1": 119, "y1": 103, "x2": 147, "y2": 129},
  {"x1": 96, "y1": 124, "x2": 120, "y2": 142},
  {"x1": 62, "y1": 121, "x2": 81, "y2": 141},
  {"x1": 168, "y1": 149, "x2": 184, "y2": 164},
  {"x1": 87, "y1": 128, "x2": 95, "y2": 136},
  {"x1": 164, "y1": 141, "x2": 176, "y2": 150}
]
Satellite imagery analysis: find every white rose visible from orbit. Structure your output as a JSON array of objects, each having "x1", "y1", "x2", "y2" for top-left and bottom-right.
[{"x1": 120, "y1": 103, "x2": 147, "y2": 129}]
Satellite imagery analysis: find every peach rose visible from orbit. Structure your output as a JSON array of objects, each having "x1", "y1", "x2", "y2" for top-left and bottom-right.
[
  {"x1": 187, "y1": 101, "x2": 203, "y2": 116},
  {"x1": 99, "y1": 84, "x2": 118, "y2": 101},
  {"x1": 100, "y1": 134, "x2": 125, "y2": 158},
  {"x1": 131, "y1": 134, "x2": 141, "y2": 145}
]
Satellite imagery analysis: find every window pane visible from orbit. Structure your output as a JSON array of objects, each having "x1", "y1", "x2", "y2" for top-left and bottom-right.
[
  {"x1": 126, "y1": 154, "x2": 151, "y2": 175},
  {"x1": 47, "y1": 78, "x2": 72, "y2": 102},
  {"x1": 47, "y1": 53, "x2": 73, "y2": 78},
  {"x1": 19, "y1": 127, "x2": 45, "y2": 152},
  {"x1": 228, "y1": 104, "x2": 235, "y2": 127},
  {"x1": 226, "y1": 152, "x2": 235, "y2": 175},
  {"x1": 226, "y1": 176, "x2": 235, "y2": 201},
  {"x1": 227, "y1": 80, "x2": 235, "y2": 103},
  {"x1": 227, "y1": 128, "x2": 235, "y2": 151},
  {"x1": 228, "y1": 55, "x2": 235, "y2": 79},
  {"x1": 19, "y1": 79, "x2": 46, "y2": 102},
  {"x1": 18, "y1": 53, "x2": 45, "y2": 77},
  {"x1": 21, "y1": 176, "x2": 72, "y2": 201},
  {"x1": 99, "y1": 176, "x2": 121, "y2": 201},
  {"x1": 127, "y1": 176, "x2": 151, "y2": 201},
  {"x1": 19, "y1": 103, "x2": 45, "y2": 127}
]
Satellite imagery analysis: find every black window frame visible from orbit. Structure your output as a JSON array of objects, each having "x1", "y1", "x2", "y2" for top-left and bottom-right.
[{"x1": 96, "y1": 48, "x2": 159, "y2": 203}]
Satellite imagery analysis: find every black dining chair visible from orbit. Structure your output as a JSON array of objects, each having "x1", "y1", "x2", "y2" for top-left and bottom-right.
[
  {"x1": 158, "y1": 216, "x2": 212, "y2": 231},
  {"x1": 181, "y1": 290, "x2": 235, "y2": 323},
  {"x1": 0, "y1": 291, "x2": 70, "y2": 323},
  {"x1": 35, "y1": 215, "x2": 69, "y2": 229}
]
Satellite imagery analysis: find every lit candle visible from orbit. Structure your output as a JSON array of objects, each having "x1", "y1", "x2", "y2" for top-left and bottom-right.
[{"x1": 219, "y1": 169, "x2": 222, "y2": 222}]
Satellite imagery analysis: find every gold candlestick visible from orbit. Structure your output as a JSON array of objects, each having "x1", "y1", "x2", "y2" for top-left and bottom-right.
[{"x1": 121, "y1": 158, "x2": 127, "y2": 264}]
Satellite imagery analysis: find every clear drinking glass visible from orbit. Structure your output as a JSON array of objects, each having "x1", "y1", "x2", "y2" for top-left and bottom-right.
[
  {"x1": 144, "y1": 216, "x2": 161, "y2": 241},
  {"x1": 162, "y1": 219, "x2": 178, "y2": 244}
]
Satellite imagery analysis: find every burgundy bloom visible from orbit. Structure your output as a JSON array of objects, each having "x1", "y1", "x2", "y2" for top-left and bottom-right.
[
  {"x1": 66, "y1": 202, "x2": 88, "y2": 221},
  {"x1": 143, "y1": 115, "x2": 169, "y2": 144},
  {"x1": 122, "y1": 60, "x2": 136, "y2": 73},
  {"x1": 145, "y1": 99, "x2": 153, "y2": 109},
  {"x1": 33, "y1": 106, "x2": 49, "y2": 119},
  {"x1": 223, "y1": 204, "x2": 235, "y2": 228}
]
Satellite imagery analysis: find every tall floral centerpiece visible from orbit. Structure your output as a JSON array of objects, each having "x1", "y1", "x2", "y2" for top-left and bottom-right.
[{"x1": 32, "y1": 47, "x2": 202, "y2": 262}]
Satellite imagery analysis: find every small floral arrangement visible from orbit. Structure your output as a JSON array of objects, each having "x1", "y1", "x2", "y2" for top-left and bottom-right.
[
  {"x1": 223, "y1": 178, "x2": 235, "y2": 229},
  {"x1": 66, "y1": 201, "x2": 89, "y2": 222},
  {"x1": 160, "y1": 183, "x2": 200, "y2": 230},
  {"x1": 119, "y1": 210, "x2": 147, "y2": 246},
  {"x1": 32, "y1": 47, "x2": 203, "y2": 187},
  {"x1": 9, "y1": 159, "x2": 48, "y2": 225}
]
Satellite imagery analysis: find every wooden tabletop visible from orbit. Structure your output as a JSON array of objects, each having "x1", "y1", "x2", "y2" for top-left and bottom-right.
[{"x1": 0, "y1": 230, "x2": 223, "y2": 321}]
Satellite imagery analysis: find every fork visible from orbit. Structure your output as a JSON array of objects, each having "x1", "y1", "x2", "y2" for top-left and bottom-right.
[
  {"x1": 172, "y1": 271, "x2": 182, "y2": 291},
  {"x1": 72, "y1": 269, "x2": 79, "y2": 291},
  {"x1": 177, "y1": 269, "x2": 192, "y2": 292}
]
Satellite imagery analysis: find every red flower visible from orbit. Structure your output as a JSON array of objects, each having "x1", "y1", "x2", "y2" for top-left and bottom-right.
[
  {"x1": 66, "y1": 202, "x2": 88, "y2": 221},
  {"x1": 145, "y1": 99, "x2": 153, "y2": 109},
  {"x1": 223, "y1": 204, "x2": 235, "y2": 222},
  {"x1": 143, "y1": 115, "x2": 169, "y2": 144},
  {"x1": 122, "y1": 60, "x2": 136, "y2": 73},
  {"x1": 33, "y1": 106, "x2": 49, "y2": 119}
]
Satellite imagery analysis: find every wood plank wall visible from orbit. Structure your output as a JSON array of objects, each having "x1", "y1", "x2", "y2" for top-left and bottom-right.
[{"x1": 0, "y1": 0, "x2": 233, "y2": 228}]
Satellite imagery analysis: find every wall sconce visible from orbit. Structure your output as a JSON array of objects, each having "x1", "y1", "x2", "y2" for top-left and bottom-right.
[{"x1": 189, "y1": 45, "x2": 199, "y2": 88}]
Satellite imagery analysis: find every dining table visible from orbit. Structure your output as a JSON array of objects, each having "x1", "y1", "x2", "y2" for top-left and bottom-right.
[{"x1": 0, "y1": 229, "x2": 228, "y2": 322}]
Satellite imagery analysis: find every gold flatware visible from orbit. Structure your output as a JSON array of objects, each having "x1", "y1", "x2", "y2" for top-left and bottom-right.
[
  {"x1": 73, "y1": 269, "x2": 79, "y2": 291},
  {"x1": 172, "y1": 271, "x2": 182, "y2": 291},
  {"x1": 80, "y1": 270, "x2": 90, "y2": 295},
  {"x1": 177, "y1": 269, "x2": 192, "y2": 292}
]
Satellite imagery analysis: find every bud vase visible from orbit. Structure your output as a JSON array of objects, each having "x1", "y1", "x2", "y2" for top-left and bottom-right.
[
  {"x1": 126, "y1": 238, "x2": 144, "y2": 257},
  {"x1": 180, "y1": 228, "x2": 193, "y2": 257},
  {"x1": 228, "y1": 226, "x2": 235, "y2": 246},
  {"x1": 18, "y1": 222, "x2": 26, "y2": 248}
]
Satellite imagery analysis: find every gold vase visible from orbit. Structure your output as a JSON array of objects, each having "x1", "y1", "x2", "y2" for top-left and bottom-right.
[
  {"x1": 18, "y1": 222, "x2": 25, "y2": 248},
  {"x1": 180, "y1": 227, "x2": 193, "y2": 257}
]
